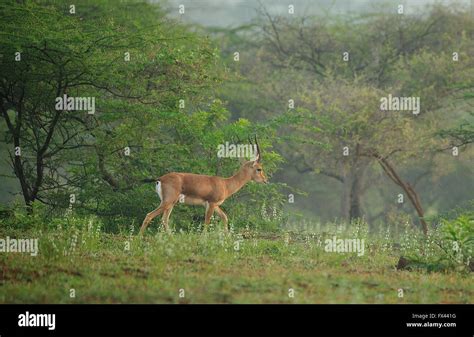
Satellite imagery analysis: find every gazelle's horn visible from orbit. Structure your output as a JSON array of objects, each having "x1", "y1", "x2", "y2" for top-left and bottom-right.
[{"x1": 254, "y1": 134, "x2": 262, "y2": 162}]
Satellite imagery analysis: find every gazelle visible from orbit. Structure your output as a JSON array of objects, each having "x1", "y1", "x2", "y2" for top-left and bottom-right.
[{"x1": 139, "y1": 137, "x2": 268, "y2": 235}]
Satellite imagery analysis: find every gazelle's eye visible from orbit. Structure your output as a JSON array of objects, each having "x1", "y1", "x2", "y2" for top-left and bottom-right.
[{"x1": 256, "y1": 169, "x2": 262, "y2": 172}]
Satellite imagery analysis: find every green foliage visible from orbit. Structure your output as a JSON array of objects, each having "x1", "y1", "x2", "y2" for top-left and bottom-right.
[
  {"x1": 214, "y1": 3, "x2": 474, "y2": 227},
  {"x1": 438, "y1": 112, "x2": 474, "y2": 148},
  {"x1": 398, "y1": 213, "x2": 473, "y2": 272},
  {"x1": 0, "y1": 0, "x2": 286, "y2": 231},
  {"x1": 0, "y1": 201, "x2": 49, "y2": 230},
  {"x1": 439, "y1": 214, "x2": 474, "y2": 267},
  {"x1": 1, "y1": 1, "x2": 473, "y2": 240}
]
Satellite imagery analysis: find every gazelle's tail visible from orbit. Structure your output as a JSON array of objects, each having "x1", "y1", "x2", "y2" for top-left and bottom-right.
[{"x1": 155, "y1": 179, "x2": 163, "y2": 200}]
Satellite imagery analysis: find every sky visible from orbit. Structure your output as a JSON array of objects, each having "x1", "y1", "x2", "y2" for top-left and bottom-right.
[{"x1": 158, "y1": 0, "x2": 473, "y2": 27}]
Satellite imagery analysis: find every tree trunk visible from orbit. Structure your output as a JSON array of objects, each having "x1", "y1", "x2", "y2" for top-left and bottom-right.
[
  {"x1": 341, "y1": 177, "x2": 350, "y2": 222},
  {"x1": 374, "y1": 155, "x2": 428, "y2": 235},
  {"x1": 342, "y1": 159, "x2": 367, "y2": 223},
  {"x1": 349, "y1": 175, "x2": 363, "y2": 220}
]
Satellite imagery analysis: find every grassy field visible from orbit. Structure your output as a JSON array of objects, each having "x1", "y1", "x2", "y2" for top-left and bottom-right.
[{"x1": 1, "y1": 218, "x2": 472, "y2": 304}]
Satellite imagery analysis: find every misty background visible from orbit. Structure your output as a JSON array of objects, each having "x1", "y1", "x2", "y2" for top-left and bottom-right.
[{"x1": 1, "y1": 0, "x2": 473, "y2": 232}]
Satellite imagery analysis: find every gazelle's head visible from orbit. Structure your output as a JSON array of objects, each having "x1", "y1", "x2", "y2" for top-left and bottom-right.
[
  {"x1": 243, "y1": 135, "x2": 268, "y2": 184},
  {"x1": 249, "y1": 159, "x2": 268, "y2": 184}
]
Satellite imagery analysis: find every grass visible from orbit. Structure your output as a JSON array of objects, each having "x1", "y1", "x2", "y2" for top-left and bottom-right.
[{"x1": 0, "y1": 218, "x2": 472, "y2": 304}]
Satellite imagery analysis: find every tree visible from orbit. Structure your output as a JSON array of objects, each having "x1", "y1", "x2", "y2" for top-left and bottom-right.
[
  {"x1": 0, "y1": 1, "x2": 286, "y2": 230},
  {"x1": 0, "y1": 1, "x2": 222, "y2": 209},
  {"x1": 218, "y1": 4, "x2": 474, "y2": 233}
]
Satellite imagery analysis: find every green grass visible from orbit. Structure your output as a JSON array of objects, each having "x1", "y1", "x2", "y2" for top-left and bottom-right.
[{"x1": 0, "y1": 220, "x2": 472, "y2": 304}]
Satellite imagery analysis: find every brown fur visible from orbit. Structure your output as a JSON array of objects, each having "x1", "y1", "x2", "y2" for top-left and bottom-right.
[{"x1": 139, "y1": 160, "x2": 267, "y2": 234}]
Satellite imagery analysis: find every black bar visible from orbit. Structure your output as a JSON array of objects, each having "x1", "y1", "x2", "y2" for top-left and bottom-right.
[{"x1": 0, "y1": 304, "x2": 472, "y2": 337}]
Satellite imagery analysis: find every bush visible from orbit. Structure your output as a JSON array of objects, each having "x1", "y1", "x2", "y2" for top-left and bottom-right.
[
  {"x1": 400, "y1": 213, "x2": 473, "y2": 272},
  {"x1": 439, "y1": 214, "x2": 473, "y2": 268}
]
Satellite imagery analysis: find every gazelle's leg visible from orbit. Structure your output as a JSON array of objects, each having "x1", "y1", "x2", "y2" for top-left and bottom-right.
[
  {"x1": 140, "y1": 205, "x2": 164, "y2": 235},
  {"x1": 203, "y1": 202, "x2": 216, "y2": 231},
  {"x1": 215, "y1": 206, "x2": 229, "y2": 232},
  {"x1": 162, "y1": 205, "x2": 175, "y2": 232}
]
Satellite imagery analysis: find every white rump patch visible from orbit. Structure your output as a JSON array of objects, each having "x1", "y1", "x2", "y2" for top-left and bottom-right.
[{"x1": 155, "y1": 181, "x2": 162, "y2": 200}]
